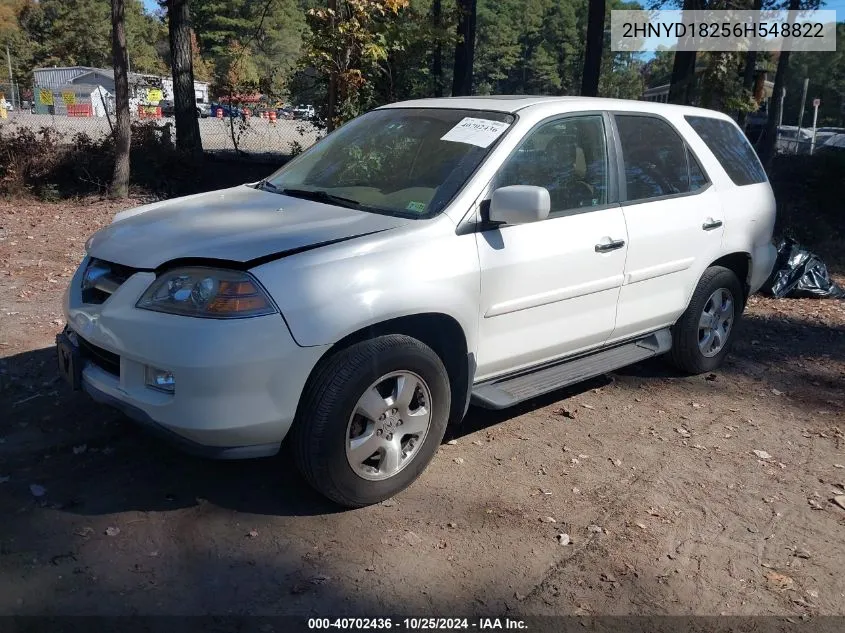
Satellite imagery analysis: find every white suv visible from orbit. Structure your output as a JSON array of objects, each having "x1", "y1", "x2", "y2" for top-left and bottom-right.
[{"x1": 59, "y1": 97, "x2": 776, "y2": 506}]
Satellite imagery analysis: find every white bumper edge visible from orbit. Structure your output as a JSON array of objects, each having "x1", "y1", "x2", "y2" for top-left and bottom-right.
[
  {"x1": 749, "y1": 242, "x2": 777, "y2": 295},
  {"x1": 83, "y1": 378, "x2": 282, "y2": 460}
]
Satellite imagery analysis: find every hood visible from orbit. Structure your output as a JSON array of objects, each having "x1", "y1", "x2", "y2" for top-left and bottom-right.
[{"x1": 86, "y1": 185, "x2": 411, "y2": 269}]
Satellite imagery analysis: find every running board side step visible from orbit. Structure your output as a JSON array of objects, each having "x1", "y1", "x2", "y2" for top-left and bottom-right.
[{"x1": 470, "y1": 329, "x2": 672, "y2": 410}]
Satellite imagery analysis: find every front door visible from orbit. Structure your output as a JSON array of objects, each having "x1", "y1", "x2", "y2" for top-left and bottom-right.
[{"x1": 475, "y1": 114, "x2": 628, "y2": 381}]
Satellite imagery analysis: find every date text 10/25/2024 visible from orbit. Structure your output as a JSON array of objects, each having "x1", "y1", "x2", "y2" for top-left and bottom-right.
[{"x1": 307, "y1": 618, "x2": 528, "y2": 630}]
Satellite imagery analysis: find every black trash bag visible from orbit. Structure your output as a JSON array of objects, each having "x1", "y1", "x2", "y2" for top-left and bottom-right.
[{"x1": 762, "y1": 237, "x2": 845, "y2": 299}]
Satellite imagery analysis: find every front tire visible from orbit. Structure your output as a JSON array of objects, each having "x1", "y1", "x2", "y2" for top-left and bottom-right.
[
  {"x1": 670, "y1": 266, "x2": 744, "y2": 374},
  {"x1": 292, "y1": 335, "x2": 451, "y2": 507}
]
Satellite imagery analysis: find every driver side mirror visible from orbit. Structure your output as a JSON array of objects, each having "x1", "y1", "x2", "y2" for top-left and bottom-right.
[{"x1": 489, "y1": 185, "x2": 550, "y2": 225}]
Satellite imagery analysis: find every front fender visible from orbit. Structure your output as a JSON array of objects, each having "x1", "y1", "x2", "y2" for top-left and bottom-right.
[{"x1": 250, "y1": 218, "x2": 481, "y2": 355}]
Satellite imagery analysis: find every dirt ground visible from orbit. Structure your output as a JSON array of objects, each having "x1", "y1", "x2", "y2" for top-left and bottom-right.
[{"x1": 1, "y1": 198, "x2": 844, "y2": 619}]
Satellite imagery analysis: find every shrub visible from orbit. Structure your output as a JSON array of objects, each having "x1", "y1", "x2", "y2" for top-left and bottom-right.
[
  {"x1": 768, "y1": 151, "x2": 845, "y2": 267},
  {"x1": 0, "y1": 122, "x2": 281, "y2": 200}
]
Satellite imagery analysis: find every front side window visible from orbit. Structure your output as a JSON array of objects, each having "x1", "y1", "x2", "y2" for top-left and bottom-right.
[
  {"x1": 615, "y1": 114, "x2": 694, "y2": 201},
  {"x1": 495, "y1": 115, "x2": 608, "y2": 214},
  {"x1": 262, "y1": 108, "x2": 514, "y2": 218},
  {"x1": 685, "y1": 115, "x2": 768, "y2": 186}
]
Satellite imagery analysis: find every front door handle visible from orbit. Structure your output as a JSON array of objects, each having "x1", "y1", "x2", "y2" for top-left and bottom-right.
[
  {"x1": 595, "y1": 238, "x2": 626, "y2": 253},
  {"x1": 702, "y1": 218, "x2": 723, "y2": 231}
]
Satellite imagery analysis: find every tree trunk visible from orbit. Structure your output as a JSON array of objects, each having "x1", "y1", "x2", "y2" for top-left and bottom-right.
[
  {"x1": 580, "y1": 0, "x2": 605, "y2": 97},
  {"x1": 759, "y1": 0, "x2": 800, "y2": 167},
  {"x1": 110, "y1": 0, "x2": 130, "y2": 199},
  {"x1": 168, "y1": 0, "x2": 202, "y2": 154},
  {"x1": 431, "y1": 0, "x2": 443, "y2": 97},
  {"x1": 326, "y1": 0, "x2": 338, "y2": 132},
  {"x1": 737, "y1": 0, "x2": 762, "y2": 128},
  {"x1": 451, "y1": 0, "x2": 477, "y2": 97},
  {"x1": 668, "y1": 0, "x2": 700, "y2": 105}
]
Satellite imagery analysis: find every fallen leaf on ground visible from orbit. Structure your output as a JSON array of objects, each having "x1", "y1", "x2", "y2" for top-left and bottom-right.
[
  {"x1": 753, "y1": 450, "x2": 772, "y2": 460},
  {"x1": 808, "y1": 498, "x2": 825, "y2": 510},
  {"x1": 74, "y1": 527, "x2": 94, "y2": 537},
  {"x1": 404, "y1": 531, "x2": 423, "y2": 546},
  {"x1": 834, "y1": 464, "x2": 844, "y2": 469},
  {"x1": 600, "y1": 572, "x2": 617, "y2": 582},
  {"x1": 556, "y1": 533, "x2": 570, "y2": 545},
  {"x1": 581, "y1": 403, "x2": 595, "y2": 410},
  {"x1": 588, "y1": 524, "x2": 603, "y2": 534},
  {"x1": 833, "y1": 496, "x2": 845, "y2": 511},
  {"x1": 765, "y1": 571, "x2": 794, "y2": 590},
  {"x1": 556, "y1": 408, "x2": 576, "y2": 419},
  {"x1": 540, "y1": 516, "x2": 557, "y2": 524},
  {"x1": 105, "y1": 527, "x2": 120, "y2": 537},
  {"x1": 676, "y1": 428, "x2": 691, "y2": 438},
  {"x1": 247, "y1": 529, "x2": 259, "y2": 538},
  {"x1": 453, "y1": 457, "x2": 464, "y2": 464},
  {"x1": 445, "y1": 439, "x2": 457, "y2": 445},
  {"x1": 771, "y1": 389, "x2": 784, "y2": 396}
]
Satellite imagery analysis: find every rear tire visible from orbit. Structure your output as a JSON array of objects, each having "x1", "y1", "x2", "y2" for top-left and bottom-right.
[
  {"x1": 670, "y1": 266, "x2": 743, "y2": 374},
  {"x1": 292, "y1": 334, "x2": 451, "y2": 508}
]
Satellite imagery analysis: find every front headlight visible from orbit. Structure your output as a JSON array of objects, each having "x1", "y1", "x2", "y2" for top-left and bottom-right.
[{"x1": 136, "y1": 268, "x2": 277, "y2": 318}]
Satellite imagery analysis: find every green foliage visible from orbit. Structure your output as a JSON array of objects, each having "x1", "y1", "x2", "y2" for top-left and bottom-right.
[
  {"x1": 784, "y1": 23, "x2": 845, "y2": 127},
  {"x1": 192, "y1": 0, "x2": 306, "y2": 97},
  {"x1": 298, "y1": 0, "x2": 411, "y2": 127},
  {"x1": 4, "y1": 0, "x2": 166, "y2": 89},
  {"x1": 699, "y1": 52, "x2": 756, "y2": 114}
]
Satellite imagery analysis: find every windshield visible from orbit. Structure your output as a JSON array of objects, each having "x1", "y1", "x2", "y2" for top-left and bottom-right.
[{"x1": 262, "y1": 108, "x2": 515, "y2": 218}]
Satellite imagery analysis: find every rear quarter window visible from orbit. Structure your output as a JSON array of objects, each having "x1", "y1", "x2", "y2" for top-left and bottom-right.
[{"x1": 685, "y1": 116, "x2": 767, "y2": 186}]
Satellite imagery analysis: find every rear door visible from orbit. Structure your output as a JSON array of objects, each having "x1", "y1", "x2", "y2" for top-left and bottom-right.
[
  {"x1": 475, "y1": 113, "x2": 629, "y2": 380},
  {"x1": 610, "y1": 113, "x2": 725, "y2": 342}
]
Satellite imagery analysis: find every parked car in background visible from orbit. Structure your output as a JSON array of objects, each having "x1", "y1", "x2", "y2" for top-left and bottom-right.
[
  {"x1": 210, "y1": 103, "x2": 243, "y2": 118},
  {"x1": 277, "y1": 106, "x2": 295, "y2": 120},
  {"x1": 159, "y1": 100, "x2": 175, "y2": 117},
  {"x1": 160, "y1": 99, "x2": 208, "y2": 119},
  {"x1": 292, "y1": 104, "x2": 315, "y2": 120},
  {"x1": 817, "y1": 133, "x2": 845, "y2": 153},
  {"x1": 59, "y1": 97, "x2": 777, "y2": 507}
]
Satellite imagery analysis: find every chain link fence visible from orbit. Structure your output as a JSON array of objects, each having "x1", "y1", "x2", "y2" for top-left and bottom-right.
[
  {"x1": 0, "y1": 82, "x2": 22, "y2": 116},
  {"x1": 1, "y1": 78, "x2": 321, "y2": 160}
]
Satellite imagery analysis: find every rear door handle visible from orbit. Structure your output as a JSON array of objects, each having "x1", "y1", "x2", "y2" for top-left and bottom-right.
[
  {"x1": 702, "y1": 218, "x2": 723, "y2": 231},
  {"x1": 595, "y1": 238, "x2": 626, "y2": 253}
]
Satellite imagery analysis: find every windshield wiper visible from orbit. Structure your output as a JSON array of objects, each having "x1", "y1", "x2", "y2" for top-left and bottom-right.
[
  {"x1": 279, "y1": 188, "x2": 365, "y2": 210},
  {"x1": 256, "y1": 179, "x2": 281, "y2": 193}
]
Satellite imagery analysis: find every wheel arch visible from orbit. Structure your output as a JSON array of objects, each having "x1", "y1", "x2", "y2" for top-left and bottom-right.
[
  {"x1": 708, "y1": 252, "x2": 751, "y2": 304},
  {"x1": 300, "y1": 313, "x2": 474, "y2": 428}
]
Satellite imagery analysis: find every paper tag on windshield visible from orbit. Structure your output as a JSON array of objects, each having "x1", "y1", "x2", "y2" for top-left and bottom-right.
[{"x1": 440, "y1": 117, "x2": 510, "y2": 148}]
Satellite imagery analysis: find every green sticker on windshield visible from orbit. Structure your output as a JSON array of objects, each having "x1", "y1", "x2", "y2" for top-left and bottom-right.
[{"x1": 406, "y1": 201, "x2": 426, "y2": 213}]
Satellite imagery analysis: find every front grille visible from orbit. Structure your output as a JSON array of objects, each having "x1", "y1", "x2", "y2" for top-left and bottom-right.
[
  {"x1": 81, "y1": 258, "x2": 137, "y2": 304},
  {"x1": 78, "y1": 336, "x2": 121, "y2": 377}
]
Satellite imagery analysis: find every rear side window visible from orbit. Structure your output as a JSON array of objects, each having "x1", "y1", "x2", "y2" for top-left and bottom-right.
[
  {"x1": 614, "y1": 114, "x2": 706, "y2": 202},
  {"x1": 685, "y1": 115, "x2": 767, "y2": 186}
]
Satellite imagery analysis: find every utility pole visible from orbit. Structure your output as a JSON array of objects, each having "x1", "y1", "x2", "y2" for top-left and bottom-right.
[
  {"x1": 796, "y1": 77, "x2": 808, "y2": 153},
  {"x1": 6, "y1": 44, "x2": 13, "y2": 109}
]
